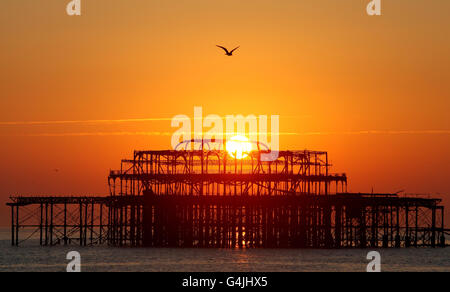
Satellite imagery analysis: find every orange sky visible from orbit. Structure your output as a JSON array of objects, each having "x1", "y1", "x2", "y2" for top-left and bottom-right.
[{"x1": 0, "y1": 0, "x2": 449, "y2": 226}]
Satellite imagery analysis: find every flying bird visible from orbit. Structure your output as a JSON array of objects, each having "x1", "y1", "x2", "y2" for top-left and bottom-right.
[{"x1": 216, "y1": 45, "x2": 240, "y2": 56}]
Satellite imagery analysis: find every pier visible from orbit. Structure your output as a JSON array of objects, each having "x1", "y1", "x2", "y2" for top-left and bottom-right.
[{"x1": 7, "y1": 148, "x2": 448, "y2": 248}]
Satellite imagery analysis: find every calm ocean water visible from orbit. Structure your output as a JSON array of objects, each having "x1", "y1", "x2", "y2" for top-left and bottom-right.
[{"x1": 0, "y1": 228, "x2": 448, "y2": 272}]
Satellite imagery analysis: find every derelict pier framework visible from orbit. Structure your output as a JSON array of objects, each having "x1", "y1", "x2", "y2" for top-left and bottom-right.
[{"x1": 7, "y1": 149, "x2": 448, "y2": 248}]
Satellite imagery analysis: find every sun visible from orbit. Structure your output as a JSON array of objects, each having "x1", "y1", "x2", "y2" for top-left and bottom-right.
[{"x1": 226, "y1": 135, "x2": 252, "y2": 159}]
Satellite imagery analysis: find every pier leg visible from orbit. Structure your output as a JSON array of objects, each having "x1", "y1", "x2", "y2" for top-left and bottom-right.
[
  {"x1": 415, "y1": 206, "x2": 418, "y2": 247},
  {"x1": 90, "y1": 202, "x2": 94, "y2": 245},
  {"x1": 45, "y1": 203, "x2": 48, "y2": 246},
  {"x1": 15, "y1": 205, "x2": 19, "y2": 246},
  {"x1": 373, "y1": 206, "x2": 378, "y2": 247},
  {"x1": 440, "y1": 207, "x2": 445, "y2": 247},
  {"x1": 130, "y1": 204, "x2": 135, "y2": 246},
  {"x1": 431, "y1": 206, "x2": 436, "y2": 248},
  {"x1": 143, "y1": 192, "x2": 153, "y2": 247},
  {"x1": 119, "y1": 206, "x2": 123, "y2": 246},
  {"x1": 395, "y1": 206, "x2": 400, "y2": 248},
  {"x1": 405, "y1": 207, "x2": 410, "y2": 247},
  {"x1": 11, "y1": 206, "x2": 14, "y2": 246},
  {"x1": 324, "y1": 205, "x2": 332, "y2": 248},
  {"x1": 50, "y1": 203, "x2": 53, "y2": 246},
  {"x1": 64, "y1": 203, "x2": 67, "y2": 245},
  {"x1": 79, "y1": 203, "x2": 83, "y2": 246},
  {"x1": 84, "y1": 203, "x2": 88, "y2": 246},
  {"x1": 335, "y1": 206, "x2": 341, "y2": 248},
  {"x1": 107, "y1": 204, "x2": 111, "y2": 245},
  {"x1": 137, "y1": 204, "x2": 141, "y2": 246},
  {"x1": 40, "y1": 204, "x2": 43, "y2": 246},
  {"x1": 360, "y1": 207, "x2": 367, "y2": 248},
  {"x1": 99, "y1": 204, "x2": 103, "y2": 244}
]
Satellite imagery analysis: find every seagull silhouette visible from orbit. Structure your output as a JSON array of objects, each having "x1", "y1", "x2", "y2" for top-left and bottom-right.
[{"x1": 216, "y1": 45, "x2": 240, "y2": 56}]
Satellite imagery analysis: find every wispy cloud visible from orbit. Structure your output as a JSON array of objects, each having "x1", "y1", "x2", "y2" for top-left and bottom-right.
[
  {"x1": 23, "y1": 132, "x2": 174, "y2": 137},
  {"x1": 3, "y1": 130, "x2": 450, "y2": 137},
  {"x1": 281, "y1": 130, "x2": 450, "y2": 136},
  {"x1": 0, "y1": 118, "x2": 173, "y2": 126},
  {"x1": 0, "y1": 115, "x2": 312, "y2": 126}
]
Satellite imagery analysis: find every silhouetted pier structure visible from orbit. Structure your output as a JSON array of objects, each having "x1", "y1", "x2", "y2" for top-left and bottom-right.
[{"x1": 7, "y1": 149, "x2": 448, "y2": 248}]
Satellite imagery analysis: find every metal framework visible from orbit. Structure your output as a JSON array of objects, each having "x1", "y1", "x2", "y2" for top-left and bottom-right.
[
  {"x1": 8, "y1": 197, "x2": 110, "y2": 246},
  {"x1": 7, "y1": 149, "x2": 448, "y2": 248},
  {"x1": 108, "y1": 150, "x2": 348, "y2": 197}
]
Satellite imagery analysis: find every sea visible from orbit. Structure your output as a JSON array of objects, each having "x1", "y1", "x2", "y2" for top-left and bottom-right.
[{"x1": 0, "y1": 228, "x2": 448, "y2": 272}]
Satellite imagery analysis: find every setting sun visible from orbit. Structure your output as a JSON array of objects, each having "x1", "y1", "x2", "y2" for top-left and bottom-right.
[{"x1": 226, "y1": 135, "x2": 252, "y2": 159}]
